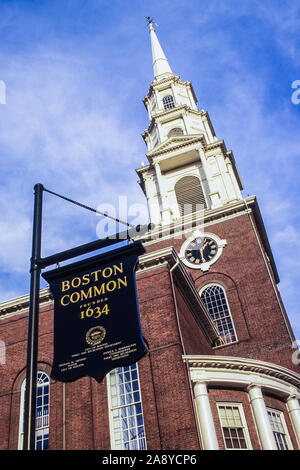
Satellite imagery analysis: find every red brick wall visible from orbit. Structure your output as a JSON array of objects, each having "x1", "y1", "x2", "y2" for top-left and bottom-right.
[
  {"x1": 0, "y1": 300, "x2": 112, "y2": 450},
  {"x1": 0, "y1": 209, "x2": 299, "y2": 450},
  {"x1": 172, "y1": 282, "x2": 213, "y2": 355},
  {"x1": 1, "y1": 263, "x2": 206, "y2": 450},
  {"x1": 144, "y1": 212, "x2": 298, "y2": 372},
  {"x1": 136, "y1": 265, "x2": 202, "y2": 449}
]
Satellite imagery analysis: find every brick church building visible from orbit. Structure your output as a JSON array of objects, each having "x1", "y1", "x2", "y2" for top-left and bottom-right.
[{"x1": 0, "y1": 22, "x2": 300, "y2": 451}]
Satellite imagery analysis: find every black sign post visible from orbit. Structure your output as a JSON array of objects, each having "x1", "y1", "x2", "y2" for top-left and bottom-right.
[
  {"x1": 23, "y1": 184, "x2": 151, "y2": 450},
  {"x1": 23, "y1": 184, "x2": 43, "y2": 451}
]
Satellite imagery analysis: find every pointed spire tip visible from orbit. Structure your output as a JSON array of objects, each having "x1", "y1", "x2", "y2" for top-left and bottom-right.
[{"x1": 147, "y1": 19, "x2": 172, "y2": 78}]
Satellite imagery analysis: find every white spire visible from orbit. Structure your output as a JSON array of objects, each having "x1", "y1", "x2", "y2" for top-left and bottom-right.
[{"x1": 148, "y1": 22, "x2": 173, "y2": 79}]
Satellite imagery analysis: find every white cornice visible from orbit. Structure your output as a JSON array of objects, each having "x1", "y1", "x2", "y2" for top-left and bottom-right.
[
  {"x1": 153, "y1": 105, "x2": 203, "y2": 121},
  {"x1": 146, "y1": 134, "x2": 206, "y2": 160},
  {"x1": 0, "y1": 288, "x2": 53, "y2": 319},
  {"x1": 143, "y1": 105, "x2": 205, "y2": 137},
  {"x1": 183, "y1": 354, "x2": 300, "y2": 396},
  {"x1": 135, "y1": 197, "x2": 253, "y2": 246},
  {"x1": 144, "y1": 74, "x2": 181, "y2": 99}
]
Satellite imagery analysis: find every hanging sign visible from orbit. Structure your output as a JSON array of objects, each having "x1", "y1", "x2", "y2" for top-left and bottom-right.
[{"x1": 42, "y1": 241, "x2": 147, "y2": 383}]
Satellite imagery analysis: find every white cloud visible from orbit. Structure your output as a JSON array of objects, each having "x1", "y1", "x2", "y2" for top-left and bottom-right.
[{"x1": 0, "y1": 49, "x2": 147, "y2": 287}]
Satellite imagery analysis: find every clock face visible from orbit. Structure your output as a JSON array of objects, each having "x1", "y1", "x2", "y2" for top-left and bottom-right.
[{"x1": 184, "y1": 237, "x2": 218, "y2": 265}]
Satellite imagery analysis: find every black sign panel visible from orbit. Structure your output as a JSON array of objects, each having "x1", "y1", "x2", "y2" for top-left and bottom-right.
[{"x1": 42, "y1": 241, "x2": 147, "y2": 383}]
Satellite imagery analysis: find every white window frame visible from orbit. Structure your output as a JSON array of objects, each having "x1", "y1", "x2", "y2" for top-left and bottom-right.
[
  {"x1": 217, "y1": 402, "x2": 252, "y2": 450},
  {"x1": 107, "y1": 363, "x2": 147, "y2": 450},
  {"x1": 162, "y1": 94, "x2": 175, "y2": 110},
  {"x1": 18, "y1": 371, "x2": 50, "y2": 450},
  {"x1": 267, "y1": 407, "x2": 293, "y2": 450}
]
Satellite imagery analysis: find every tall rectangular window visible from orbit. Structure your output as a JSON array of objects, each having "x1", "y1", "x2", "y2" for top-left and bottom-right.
[
  {"x1": 267, "y1": 408, "x2": 292, "y2": 450},
  {"x1": 107, "y1": 363, "x2": 147, "y2": 450},
  {"x1": 217, "y1": 403, "x2": 252, "y2": 450},
  {"x1": 18, "y1": 371, "x2": 50, "y2": 450}
]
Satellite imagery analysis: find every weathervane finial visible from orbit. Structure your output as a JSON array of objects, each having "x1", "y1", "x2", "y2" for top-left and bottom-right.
[
  {"x1": 145, "y1": 16, "x2": 153, "y2": 24},
  {"x1": 144, "y1": 16, "x2": 158, "y2": 28}
]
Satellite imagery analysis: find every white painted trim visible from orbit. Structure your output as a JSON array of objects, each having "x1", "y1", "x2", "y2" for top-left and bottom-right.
[
  {"x1": 183, "y1": 355, "x2": 300, "y2": 397},
  {"x1": 106, "y1": 364, "x2": 147, "y2": 450},
  {"x1": 266, "y1": 406, "x2": 294, "y2": 450},
  {"x1": 18, "y1": 371, "x2": 50, "y2": 450},
  {"x1": 217, "y1": 402, "x2": 253, "y2": 450},
  {"x1": 0, "y1": 288, "x2": 53, "y2": 319}
]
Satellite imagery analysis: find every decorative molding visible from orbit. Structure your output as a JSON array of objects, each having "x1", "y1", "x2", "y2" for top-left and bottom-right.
[
  {"x1": 183, "y1": 354, "x2": 300, "y2": 396},
  {"x1": 135, "y1": 197, "x2": 254, "y2": 246},
  {"x1": 146, "y1": 134, "x2": 205, "y2": 159},
  {"x1": 0, "y1": 288, "x2": 53, "y2": 319},
  {"x1": 144, "y1": 74, "x2": 185, "y2": 100}
]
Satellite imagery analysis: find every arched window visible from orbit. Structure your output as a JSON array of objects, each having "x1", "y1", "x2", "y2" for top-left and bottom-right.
[
  {"x1": 163, "y1": 95, "x2": 175, "y2": 110},
  {"x1": 175, "y1": 176, "x2": 207, "y2": 216},
  {"x1": 167, "y1": 127, "x2": 184, "y2": 138},
  {"x1": 18, "y1": 371, "x2": 50, "y2": 450},
  {"x1": 200, "y1": 285, "x2": 237, "y2": 344}
]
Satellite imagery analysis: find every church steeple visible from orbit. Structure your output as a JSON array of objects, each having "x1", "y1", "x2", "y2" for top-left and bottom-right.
[
  {"x1": 148, "y1": 21, "x2": 173, "y2": 79},
  {"x1": 136, "y1": 23, "x2": 244, "y2": 227}
]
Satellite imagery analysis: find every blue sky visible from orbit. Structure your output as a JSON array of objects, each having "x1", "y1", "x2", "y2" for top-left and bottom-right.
[{"x1": 0, "y1": 0, "x2": 299, "y2": 340}]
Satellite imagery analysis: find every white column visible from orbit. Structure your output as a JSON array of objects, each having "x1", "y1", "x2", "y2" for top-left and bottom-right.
[
  {"x1": 154, "y1": 162, "x2": 165, "y2": 203},
  {"x1": 155, "y1": 121, "x2": 163, "y2": 143},
  {"x1": 198, "y1": 149, "x2": 215, "y2": 209},
  {"x1": 247, "y1": 384, "x2": 277, "y2": 450},
  {"x1": 154, "y1": 162, "x2": 171, "y2": 224},
  {"x1": 154, "y1": 89, "x2": 160, "y2": 111},
  {"x1": 144, "y1": 175, "x2": 161, "y2": 226},
  {"x1": 202, "y1": 115, "x2": 214, "y2": 143},
  {"x1": 187, "y1": 84, "x2": 197, "y2": 110},
  {"x1": 181, "y1": 112, "x2": 189, "y2": 135},
  {"x1": 226, "y1": 160, "x2": 243, "y2": 200},
  {"x1": 286, "y1": 394, "x2": 300, "y2": 447},
  {"x1": 170, "y1": 82, "x2": 177, "y2": 105},
  {"x1": 193, "y1": 382, "x2": 219, "y2": 450}
]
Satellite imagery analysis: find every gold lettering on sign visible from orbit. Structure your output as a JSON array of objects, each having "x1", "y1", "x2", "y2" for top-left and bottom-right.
[
  {"x1": 60, "y1": 263, "x2": 124, "y2": 292},
  {"x1": 59, "y1": 261, "x2": 128, "y2": 314}
]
